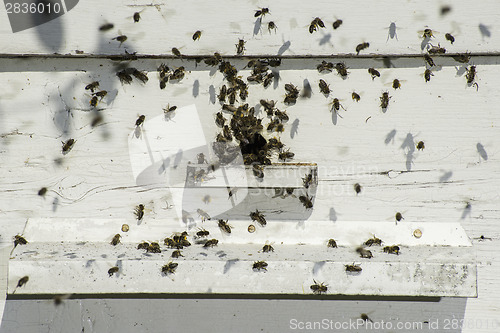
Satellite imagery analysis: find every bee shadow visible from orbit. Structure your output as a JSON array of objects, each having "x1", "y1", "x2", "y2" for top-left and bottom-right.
[
  {"x1": 208, "y1": 85, "x2": 216, "y2": 104},
  {"x1": 52, "y1": 197, "x2": 59, "y2": 212},
  {"x1": 290, "y1": 119, "x2": 299, "y2": 139},
  {"x1": 253, "y1": 18, "x2": 262, "y2": 36},
  {"x1": 272, "y1": 70, "x2": 280, "y2": 90},
  {"x1": 400, "y1": 133, "x2": 415, "y2": 171},
  {"x1": 192, "y1": 80, "x2": 200, "y2": 97},
  {"x1": 387, "y1": 22, "x2": 398, "y2": 41},
  {"x1": 477, "y1": 143, "x2": 488, "y2": 160},
  {"x1": 318, "y1": 33, "x2": 331, "y2": 46},
  {"x1": 461, "y1": 202, "x2": 472, "y2": 219},
  {"x1": 329, "y1": 207, "x2": 337, "y2": 222},
  {"x1": 439, "y1": 171, "x2": 453, "y2": 182},
  {"x1": 331, "y1": 110, "x2": 338, "y2": 125},
  {"x1": 479, "y1": 24, "x2": 491, "y2": 38},
  {"x1": 223, "y1": 259, "x2": 240, "y2": 274},
  {"x1": 277, "y1": 41, "x2": 291, "y2": 55},
  {"x1": 301, "y1": 79, "x2": 312, "y2": 98},
  {"x1": 420, "y1": 37, "x2": 431, "y2": 51},
  {"x1": 384, "y1": 129, "x2": 396, "y2": 145}
]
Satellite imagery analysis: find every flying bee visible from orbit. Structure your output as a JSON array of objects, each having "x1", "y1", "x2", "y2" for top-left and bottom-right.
[
  {"x1": 422, "y1": 28, "x2": 434, "y2": 38},
  {"x1": 424, "y1": 54, "x2": 435, "y2": 67},
  {"x1": 327, "y1": 238, "x2": 337, "y2": 248},
  {"x1": 363, "y1": 236, "x2": 382, "y2": 248},
  {"x1": 204, "y1": 239, "x2": 219, "y2": 247},
  {"x1": 254, "y1": 7, "x2": 269, "y2": 18},
  {"x1": 361, "y1": 313, "x2": 374, "y2": 323},
  {"x1": 380, "y1": 92, "x2": 391, "y2": 109},
  {"x1": 333, "y1": 19, "x2": 343, "y2": 29},
  {"x1": 85, "y1": 81, "x2": 99, "y2": 92},
  {"x1": 424, "y1": 69, "x2": 434, "y2": 82},
  {"x1": 466, "y1": 65, "x2": 477, "y2": 84},
  {"x1": 310, "y1": 280, "x2": 328, "y2": 294},
  {"x1": 17, "y1": 276, "x2": 29, "y2": 287},
  {"x1": 112, "y1": 35, "x2": 127, "y2": 46},
  {"x1": 99, "y1": 23, "x2": 114, "y2": 31},
  {"x1": 110, "y1": 234, "x2": 121, "y2": 246},
  {"x1": 395, "y1": 212, "x2": 403, "y2": 222},
  {"x1": 163, "y1": 104, "x2": 177, "y2": 115},
  {"x1": 356, "y1": 247, "x2": 373, "y2": 259},
  {"x1": 345, "y1": 263, "x2": 362, "y2": 272},
  {"x1": 172, "y1": 47, "x2": 182, "y2": 57},
  {"x1": 317, "y1": 60, "x2": 334, "y2": 73},
  {"x1": 453, "y1": 52, "x2": 471, "y2": 64},
  {"x1": 147, "y1": 242, "x2": 161, "y2": 253},
  {"x1": 368, "y1": 68, "x2": 380, "y2": 80},
  {"x1": 161, "y1": 262, "x2": 178, "y2": 275},
  {"x1": 135, "y1": 115, "x2": 145, "y2": 127},
  {"x1": 196, "y1": 228, "x2": 210, "y2": 238},
  {"x1": 134, "y1": 204, "x2": 145, "y2": 220},
  {"x1": 268, "y1": 21, "x2": 277, "y2": 33},
  {"x1": 218, "y1": 219, "x2": 232, "y2": 234},
  {"x1": 309, "y1": 17, "x2": 325, "y2": 34},
  {"x1": 62, "y1": 138, "x2": 75, "y2": 153},
  {"x1": 355, "y1": 42, "x2": 370, "y2": 55},
  {"x1": 133, "y1": 12, "x2": 141, "y2": 22},
  {"x1": 132, "y1": 69, "x2": 148, "y2": 83},
  {"x1": 383, "y1": 245, "x2": 400, "y2": 255},
  {"x1": 236, "y1": 39, "x2": 246, "y2": 55},
  {"x1": 278, "y1": 149, "x2": 295, "y2": 161},
  {"x1": 299, "y1": 194, "x2": 314, "y2": 209},
  {"x1": 354, "y1": 183, "x2": 362, "y2": 194},
  {"x1": 192, "y1": 30, "x2": 202, "y2": 41},
  {"x1": 253, "y1": 261, "x2": 268, "y2": 271},
  {"x1": 392, "y1": 79, "x2": 401, "y2": 89},
  {"x1": 250, "y1": 209, "x2": 267, "y2": 226},
  {"x1": 335, "y1": 62, "x2": 349, "y2": 77},
  {"x1": 14, "y1": 235, "x2": 28, "y2": 247},
  {"x1": 445, "y1": 33, "x2": 455, "y2": 44},
  {"x1": 117, "y1": 70, "x2": 133, "y2": 84},
  {"x1": 318, "y1": 79, "x2": 331, "y2": 94},
  {"x1": 171, "y1": 250, "x2": 183, "y2": 258},
  {"x1": 302, "y1": 172, "x2": 313, "y2": 189},
  {"x1": 416, "y1": 141, "x2": 425, "y2": 150},
  {"x1": 428, "y1": 44, "x2": 446, "y2": 54},
  {"x1": 107, "y1": 266, "x2": 119, "y2": 277},
  {"x1": 262, "y1": 242, "x2": 274, "y2": 253},
  {"x1": 137, "y1": 242, "x2": 149, "y2": 250},
  {"x1": 90, "y1": 96, "x2": 98, "y2": 107},
  {"x1": 352, "y1": 92, "x2": 361, "y2": 102}
]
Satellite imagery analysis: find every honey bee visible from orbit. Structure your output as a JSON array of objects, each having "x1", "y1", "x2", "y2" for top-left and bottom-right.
[
  {"x1": 263, "y1": 72, "x2": 274, "y2": 88},
  {"x1": 108, "y1": 267, "x2": 119, "y2": 277},
  {"x1": 172, "y1": 250, "x2": 184, "y2": 258},
  {"x1": 416, "y1": 141, "x2": 425, "y2": 150},
  {"x1": 335, "y1": 62, "x2": 349, "y2": 77},
  {"x1": 192, "y1": 30, "x2": 202, "y2": 41},
  {"x1": 392, "y1": 79, "x2": 401, "y2": 89},
  {"x1": 424, "y1": 69, "x2": 434, "y2": 82},
  {"x1": 254, "y1": 7, "x2": 269, "y2": 18},
  {"x1": 164, "y1": 238, "x2": 177, "y2": 248},
  {"x1": 132, "y1": 69, "x2": 148, "y2": 83},
  {"x1": 236, "y1": 39, "x2": 246, "y2": 55},
  {"x1": 93, "y1": 90, "x2": 108, "y2": 100},
  {"x1": 38, "y1": 187, "x2": 47, "y2": 196},
  {"x1": 137, "y1": 242, "x2": 149, "y2": 250},
  {"x1": 445, "y1": 33, "x2": 455, "y2": 44},
  {"x1": 250, "y1": 209, "x2": 267, "y2": 226},
  {"x1": 278, "y1": 149, "x2": 295, "y2": 161},
  {"x1": 62, "y1": 139, "x2": 75, "y2": 153},
  {"x1": 380, "y1": 92, "x2": 391, "y2": 109},
  {"x1": 253, "y1": 164, "x2": 264, "y2": 179},
  {"x1": 466, "y1": 65, "x2": 477, "y2": 85},
  {"x1": 85, "y1": 81, "x2": 99, "y2": 92},
  {"x1": 317, "y1": 60, "x2": 334, "y2": 73},
  {"x1": 196, "y1": 228, "x2": 210, "y2": 238},
  {"x1": 112, "y1": 35, "x2": 127, "y2": 46},
  {"x1": 330, "y1": 98, "x2": 345, "y2": 114},
  {"x1": 90, "y1": 96, "x2": 98, "y2": 107},
  {"x1": 368, "y1": 68, "x2": 380, "y2": 80},
  {"x1": 422, "y1": 28, "x2": 434, "y2": 39},
  {"x1": 203, "y1": 239, "x2": 219, "y2": 247},
  {"x1": 170, "y1": 66, "x2": 186, "y2": 81},
  {"x1": 310, "y1": 280, "x2": 328, "y2": 294},
  {"x1": 356, "y1": 247, "x2": 373, "y2": 259},
  {"x1": 275, "y1": 109, "x2": 289, "y2": 122},
  {"x1": 99, "y1": 23, "x2": 114, "y2": 31},
  {"x1": 262, "y1": 243, "x2": 274, "y2": 253},
  {"x1": 117, "y1": 70, "x2": 133, "y2": 84},
  {"x1": 217, "y1": 85, "x2": 227, "y2": 103},
  {"x1": 172, "y1": 47, "x2": 182, "y2": 57},
  {"x1": 424, "y1": 54, "x2": 435, "y2": 67},
  {"x1": 453, "y1": 53, "x2": 471, "y2": 64},
  {"x1": 332, "y1": 19, "x2": 343, "y2": 29},
  {"x1": 354, "y1": 183, "x2": 362, "y2": 194},
  {"x1": 268, "y1": 137, "x2": 284, "y2": 150},
  {"x1": 133, "y1": 12, "x2": 141, "y2": 23},
  {"x1": 285, "y1": 83, "x2": 299, "y2": 96},
  {"x1": 268, "y1": 21, "x2": 277, "y2": 33},
  {"x1": 161, "y1": 262, "x2": 178, "y2": 275},
  {"x1": 361, "y1": 313, "x2": 374, "y2": 323},
  {"x1": 14, "y1": 235, "x2": 28, "y2": 246},
  {"x1": 428, "y1": 44, "x2": 446, "y2": 54},
  {"x1": 253, "y1": 261, "x2": 268, "y2": 271},
  {"x1": 355, "y1": 42, "x2": 370, "y2": 55},
  {"x1": 345, "y1": 263, "x2": 362, "y2": 272},
  {"x1": 302, "y1": 172, "x2": 313, "y2": 189},
  {"x1": 309, "y1": 17, "x2": 325, "y2": 34},
  {"x1": 327, "y1": 239, "x2": 337, "y2": 248},
  {"x1": 17, "y1": 276, "x2": 29, "y2": 287},
  {"x1": 352, "y1": 92, "x2": 361, "y2": 102},
  {"x1": 135, "y1": 115, "x2": 145, "y2": 127},
  {"x1": 163, "y1": 104, "x2": 177, "y2": 115},
  {"x1": 218, "y1": 219, "x2": 232, "y2": 234},
  {"x1": 318, "y1": 79, "x2": 331, "y2": 94},
  {"x1": 299, "y1": 194, "x2": 314, "y2": 209},
  {"x1": 110, "y1": 234, "x2": 121, "y2": 246},
  {"x1": 383, "y1": 245, "x2": 400, "y2": 255},
  {"x1": 204, "y1": 53, "x2": 222, "y2": 66},
  {"x1": 147, "y1": 242, "x2": 161, "y2": 253},
  {"x1": 363, "y1": 236, "x2": 382, "y2": 247},
  {"x1": 395, "y1": 212, "x2": 403, "y2": 222}
]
